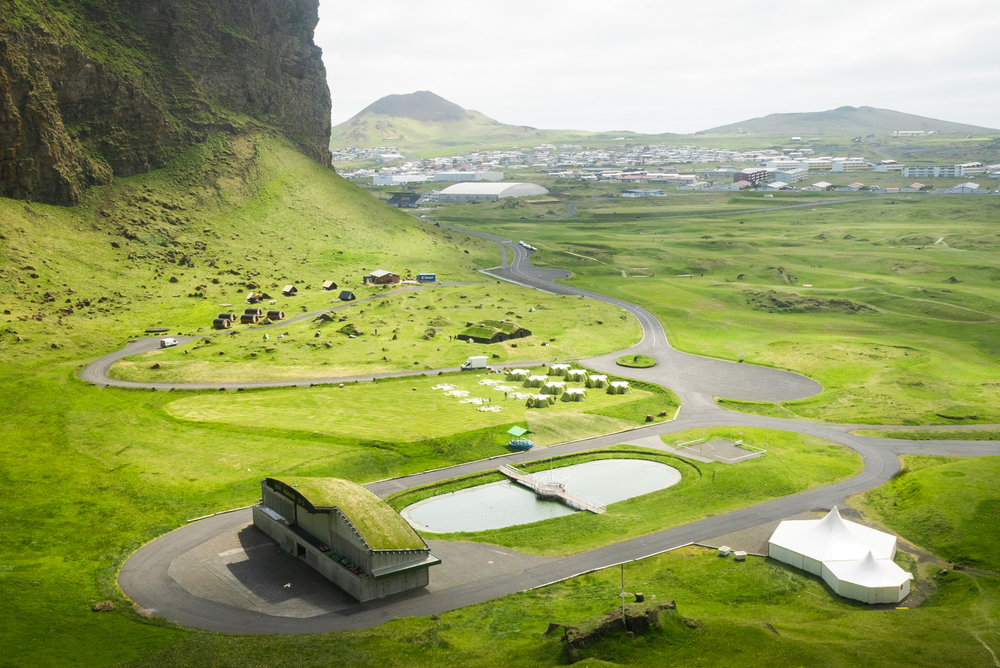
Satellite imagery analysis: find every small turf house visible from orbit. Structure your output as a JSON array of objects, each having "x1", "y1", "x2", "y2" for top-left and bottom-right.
[
  {"x1": 363, "y1": 269, "x2": 400, "y2": 285},
  {"x1": 254, "y1": 477, "x2": 440, "y2": 602}
]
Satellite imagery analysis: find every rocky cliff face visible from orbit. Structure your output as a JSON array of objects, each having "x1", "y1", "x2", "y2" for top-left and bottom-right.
[{"x1": 0, "y1": 0, "x2": 331, "y2": 205}]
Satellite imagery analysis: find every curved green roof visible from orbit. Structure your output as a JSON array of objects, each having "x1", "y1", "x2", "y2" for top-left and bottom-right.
[{"x1": 268, "y1": 477, "x2": 425, "y2": 551}]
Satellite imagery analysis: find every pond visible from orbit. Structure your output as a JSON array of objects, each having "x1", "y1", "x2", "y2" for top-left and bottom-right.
[{"x1": 401, "y1": 458, "x2": 681, "y2": 534}]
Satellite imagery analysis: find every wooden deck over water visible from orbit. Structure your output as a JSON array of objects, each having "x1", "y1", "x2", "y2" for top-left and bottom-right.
[{"x1": 497, "y1": 465, "x2": 606, "y2": 514}]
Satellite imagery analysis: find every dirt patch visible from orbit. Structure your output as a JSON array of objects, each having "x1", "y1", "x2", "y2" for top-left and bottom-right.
[
  {"x1": 559, "y1": 600, "x2": 688, "y2": 663},
  {"x1": 745, "y1": 290, "x2": 875, "y2": 315}
]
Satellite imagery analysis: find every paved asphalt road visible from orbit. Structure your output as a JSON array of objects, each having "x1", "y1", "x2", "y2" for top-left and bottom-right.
[{"x1": 116, "y1": 218, "x2": 1000, "y2": 635}]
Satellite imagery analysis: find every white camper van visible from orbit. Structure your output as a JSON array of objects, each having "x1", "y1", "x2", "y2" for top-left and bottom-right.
[
  {"x1": 460, "y1": 356, "x2": 488, "y2": 371},
  {"x1": 159, "y1": 338, "x2": 178, "y2": 348}
]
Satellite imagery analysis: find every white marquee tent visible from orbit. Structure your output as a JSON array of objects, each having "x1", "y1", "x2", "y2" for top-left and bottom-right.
[{"x1": 768, "y1": 507, "x2": 912, "y2": 604}]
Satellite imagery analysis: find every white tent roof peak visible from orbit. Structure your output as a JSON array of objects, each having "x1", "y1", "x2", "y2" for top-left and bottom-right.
[
  {"x1": 768, "y1": 507, "x2": 896, "y2": 563},
  {"x1": 824, "y1": 550, "x2": 912, "y2": 588}
]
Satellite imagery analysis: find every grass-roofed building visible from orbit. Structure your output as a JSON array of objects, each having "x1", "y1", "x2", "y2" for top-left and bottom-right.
[
  {"x1": 254, "y1": 476, "x2": 440, "y2": 602},
  {"x1": 458, "y1": 319, "x2": 532, "y2": 344}
]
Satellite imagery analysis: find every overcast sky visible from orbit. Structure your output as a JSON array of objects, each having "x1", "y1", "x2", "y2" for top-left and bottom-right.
[{"x1": 316, "y1": 0, "x2": 1000, "y2": 134}]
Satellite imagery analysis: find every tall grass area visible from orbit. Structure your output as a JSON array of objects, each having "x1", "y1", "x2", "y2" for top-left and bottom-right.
[{"x1": 445, "y1": 195, "x2": 1000, "y2": 424}]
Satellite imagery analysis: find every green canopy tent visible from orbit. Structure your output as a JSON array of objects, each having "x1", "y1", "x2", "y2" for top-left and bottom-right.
[{"x1": 507, "y1": 425, "x2": 534, "y2": 450}]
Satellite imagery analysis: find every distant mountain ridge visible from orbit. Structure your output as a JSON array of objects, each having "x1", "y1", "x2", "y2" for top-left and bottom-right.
[
  {"x1": 331, "y1": 91, "x2": 559, "y2": 149},
  {"x1": 701, "y1": 106, "x2": 996, "y2": 135},
  {"x1": 355, "y1": 91, "x2": 477, "y2": 124}
]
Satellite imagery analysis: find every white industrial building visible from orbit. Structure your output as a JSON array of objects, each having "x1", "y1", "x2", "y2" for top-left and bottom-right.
[
  {"x1": 831, "y1": 158, "x2": 869, "y2": 172},
  {"x1": 902, "y1": 163, "x2": 983, "y2": 178},
  {"x1": 437, "y1": 182, "x2": 548, "y2": 202},
  {"x1": 254, "y1": 477, "x2": 440, "y2": 602},
  {"x1": 771, "y1": 168, "x2": 808, "y2": 184},
  {"x1": 373, "y1": 173, "x2": 432, "y2": 186},
  {"x1": 768, "y1": 507, "x2": 912, "y2": 604}
]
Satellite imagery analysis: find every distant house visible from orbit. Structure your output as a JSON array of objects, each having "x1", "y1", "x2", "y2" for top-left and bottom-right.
[
  {"x1": 322, "y1": 280, "x2": 338, "y2": 291},
  {"x1": 717, "y1": 181, "x2": 750, "y2": 191},
  {"x1": 363, "y1": 270, "x2": 400, "y2": 285},
  {"x1": 763, "y1": 181, "x2": 790, "y2": 191},
  {"x1": 282, "y1": 285, "x2": 297, "y2": 295},
  {"x1": 338, "y1": 290, "x2": 356, "y2": 301},
  {"x1": 900, "y1": 183, "x2": 930, "y2": 193},
  {"x1": 834, "y1": 182, "x2": 865, "y2": 192},
  {"x1": 949, "y1": 182, "x2": 988, "y2": 194},
  {"x1": 386, "y1": 192, "x2": 422, "y2": 208},
  {"x1": 802, "y1": 181, "x2": 834, "y2": 191}
]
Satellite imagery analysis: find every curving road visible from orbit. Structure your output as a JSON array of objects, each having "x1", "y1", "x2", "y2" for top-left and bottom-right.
[{"x1": 117, "y1": 218, "x2": 1000, "y2": 635}]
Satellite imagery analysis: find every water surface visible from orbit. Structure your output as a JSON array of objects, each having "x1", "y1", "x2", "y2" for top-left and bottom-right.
[{"x1": 402, "y1": 458, "x2": 681, "y2": 533}]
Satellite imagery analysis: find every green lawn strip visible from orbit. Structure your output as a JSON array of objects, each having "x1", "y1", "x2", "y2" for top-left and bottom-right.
[
  {"x1": 393, "y1": 428, "x2": 861, "y2": 557},
  {"x1": 161, "y1": 367, "x2": 663, "y2": 444},
  {"x1": 851, "y1": 428, "x2": 1000, "y2": 440},
  {"x1": 854, "y1": 455, "x2": 1000, "y2": 569},
  {"x1": 105, "y1": 284, "x2": 642, "y2": 383},
  {"x1": 616, "y1": 353, "x2": 656, "y2": 368}
]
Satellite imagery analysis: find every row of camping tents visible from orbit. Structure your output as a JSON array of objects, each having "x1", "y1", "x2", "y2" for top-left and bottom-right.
[
  {"x1": 213, "y1": 308, "x2": 286, "y2": 329},
  {"x1": 506, "y1": 368, "x2": 629, "y2": 393},
  {"x1": 525, "y1": 387, "x2": 590, "y2": 408}
]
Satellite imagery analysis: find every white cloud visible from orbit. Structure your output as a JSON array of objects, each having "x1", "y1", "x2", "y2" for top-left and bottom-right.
[{"x1": 316, "y1": 0, "x2": 1000, "y2": 133}]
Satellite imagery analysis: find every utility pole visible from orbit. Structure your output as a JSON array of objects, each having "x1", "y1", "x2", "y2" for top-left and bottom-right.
[{"x1": 621, "y1": 563, "x2": 625, "y2": 621}]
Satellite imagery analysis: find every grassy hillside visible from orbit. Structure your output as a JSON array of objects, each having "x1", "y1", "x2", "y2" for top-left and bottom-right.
[
  {"x1": 0, "y1": 131, "x2": 494, "y2": 367},
  {"x1": 702, "y1": 105, "x2": 998, "y2": 135}
]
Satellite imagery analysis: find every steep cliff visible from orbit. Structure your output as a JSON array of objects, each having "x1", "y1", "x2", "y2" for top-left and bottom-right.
[{"x1": 0, "y1": 0, "x2": 331, "y2": 205}]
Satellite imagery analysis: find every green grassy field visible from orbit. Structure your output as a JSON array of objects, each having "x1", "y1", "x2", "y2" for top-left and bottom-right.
[
  {"x1": 442, "y1": 194, "x2": 1000, "y2": 424},
  {"x1": 162, "y1": 366, "x2": 676, "y2": 445},
  {"x1": 855, "y1": 455, "x2": 1000, "y2": 568},
  {"x1": 106, "y1": 283, "x2": 642, "y2": 381},
  {"x1": 386, "y1": 428, "x2": 861, "y2": 556}
]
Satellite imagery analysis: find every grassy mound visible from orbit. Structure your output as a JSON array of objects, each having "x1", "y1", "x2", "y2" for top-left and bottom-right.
[{"x1": 616, "y1": 354, "x2": 656, "y2": 368}]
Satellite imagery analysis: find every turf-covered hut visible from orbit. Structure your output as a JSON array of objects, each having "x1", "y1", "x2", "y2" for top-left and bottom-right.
[
  {"x1": 339, "y1": 290, "x2": 356, "y2": 302},
  {"x1": 254, "y1": 477, "x2": 440, "y2": 602},
  {"x1": 322, "y1": 280, "x2": 338, "y2": 291},
  {"x1": 282, "y1": 285, "x2": 297, "y2": 295},
  {"x1": 458, "y1": 319, "x2": 532, "y2": 345},
  {"x1": 363, "y1": 269, "x2": 401, "y2": 285}
]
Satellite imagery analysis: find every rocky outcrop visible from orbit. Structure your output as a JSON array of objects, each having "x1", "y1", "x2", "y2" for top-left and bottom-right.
[{"x1": 0, "y1": 0, "x2": 331, "y2": 205}]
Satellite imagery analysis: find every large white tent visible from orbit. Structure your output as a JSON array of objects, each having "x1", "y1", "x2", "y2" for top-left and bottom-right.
[
  {"x1": 768, "y1": 507, "x2": 912, "y2": 604},
  {"x1": 437, "y1": 182, "x2": 549, "y2": 202}
]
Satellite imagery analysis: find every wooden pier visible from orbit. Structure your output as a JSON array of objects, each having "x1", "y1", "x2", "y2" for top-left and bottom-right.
[{"x1": 497, "y1": 465, "x2": 606, "y2": 514}]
